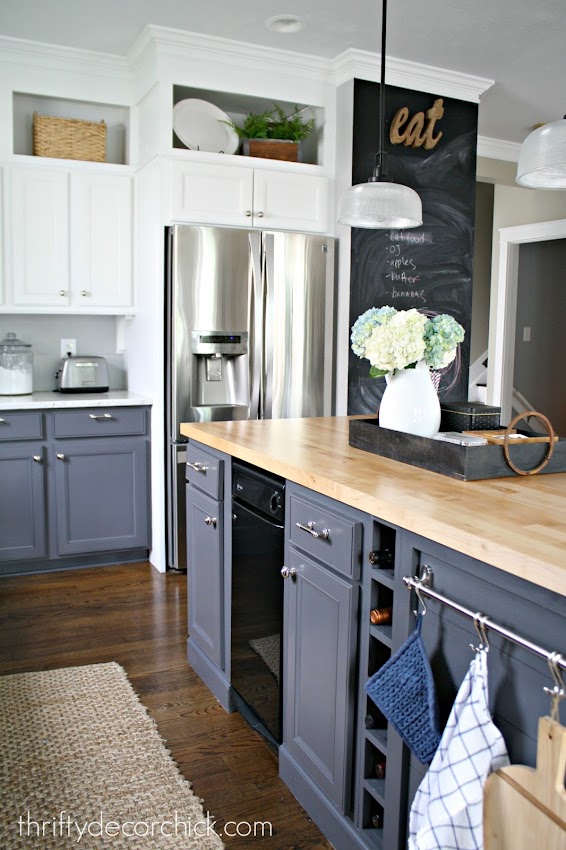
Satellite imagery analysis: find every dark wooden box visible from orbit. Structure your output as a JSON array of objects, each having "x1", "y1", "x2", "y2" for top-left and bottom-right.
[{"x1": 348, "y1": 418, "x2": 566, "y2": 481}]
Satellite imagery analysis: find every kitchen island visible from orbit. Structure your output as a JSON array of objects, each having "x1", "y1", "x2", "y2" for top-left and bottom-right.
[
  {"x1": 181, "y1": 415, "x2": 566, "y2": 595},
  {"x1": 180, "y1": 416, "x2": 566, "y2": 850}
]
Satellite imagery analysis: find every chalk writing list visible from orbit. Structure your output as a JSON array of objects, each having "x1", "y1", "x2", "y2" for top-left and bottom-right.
[{"x1": 385, "y1": 231, "x2": 432, "y2": 303}]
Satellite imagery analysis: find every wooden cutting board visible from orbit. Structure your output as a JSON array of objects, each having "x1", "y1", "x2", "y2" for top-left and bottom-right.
[{"x1": 484, "y1": 716, "x2": 566, "y2": 849}]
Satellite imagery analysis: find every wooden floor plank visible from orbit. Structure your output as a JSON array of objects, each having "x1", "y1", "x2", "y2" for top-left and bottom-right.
[{"x1": 0, "y1": 562, "x2": 332, "y2": 849}]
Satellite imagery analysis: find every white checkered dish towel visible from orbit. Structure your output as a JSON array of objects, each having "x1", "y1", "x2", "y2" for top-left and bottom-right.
[{"x1": 408, "y1": 649, "x2": 509, "y2": 850}]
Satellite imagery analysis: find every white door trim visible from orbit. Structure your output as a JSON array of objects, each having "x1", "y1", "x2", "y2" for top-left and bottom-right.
[{"x1": 490, "y1": 218, "x2": 566, "y2": 423}]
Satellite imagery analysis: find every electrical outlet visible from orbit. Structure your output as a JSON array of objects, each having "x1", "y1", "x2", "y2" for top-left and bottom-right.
[
  {"x1": 61, "y1": 338, "x2": 77, "y2": 358},
  {"x1": 523, "y1": 327, "x2": 531, "y2": 342}
]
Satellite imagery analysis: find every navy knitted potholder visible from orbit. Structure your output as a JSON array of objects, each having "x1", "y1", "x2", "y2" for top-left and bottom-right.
[{"x1": 365, "y1": 614, "x2": 440, "y2": 763}]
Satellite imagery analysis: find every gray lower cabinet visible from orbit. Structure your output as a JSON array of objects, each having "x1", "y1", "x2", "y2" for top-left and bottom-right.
[
  {"x1": 0, "y1": 441, "x2": 47, "y2": 561},
  {"x1": 280, "y1": 482, "x2": 370, "y2": 850},
  {"x1": 53, "y1": 437, "x2": 148, "y2": 555},
  {"x1": 283, "y1": 545, "x2": 358, "y2": 810},
  {"x1": 186, "y1": 484, "x2": 224, "y2": 668},
  {"x1": 0, "y1": 406, "x2": 150, "y2": 575},
  {"x1": 185, "y1": 440, "x2": 232, "y2": 712}
]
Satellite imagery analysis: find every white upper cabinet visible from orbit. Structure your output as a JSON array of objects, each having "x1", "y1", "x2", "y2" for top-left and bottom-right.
[
  {"x1": 11, "y1": 167, "x2": 70, "y2": 307},
  {"x1": 70, "y1": 173, "x2": 132, "y2": 308},
  {"x1": 6, "y1": 165, "x2": 133, "y2": 312},
  {"x1": 170, "y1": 161, "x2": 254, "y2": 227},
  {"x1": 253, "y1": 169, "x2": 328, "y2": 233},
  {"x1": 170, "y1": 160, "x2": 329, "y2": 234}
]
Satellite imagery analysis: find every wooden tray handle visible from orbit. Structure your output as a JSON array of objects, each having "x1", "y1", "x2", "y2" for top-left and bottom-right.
[{"x1": 503, "y1": 411, "x2": 556, "y2": 476}]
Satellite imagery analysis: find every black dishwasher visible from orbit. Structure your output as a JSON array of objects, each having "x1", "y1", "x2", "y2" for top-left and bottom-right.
[{"x1": 231, "y1": 461, "x2": 285, "y2": 748}]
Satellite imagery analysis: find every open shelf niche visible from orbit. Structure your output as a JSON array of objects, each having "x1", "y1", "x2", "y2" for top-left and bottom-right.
[
  {"x1": 13, "y1": 92, "x2": 130, "y2": 165},
  {"x1": 172, "y1": 85, "x2": 324, "y2": 167}
]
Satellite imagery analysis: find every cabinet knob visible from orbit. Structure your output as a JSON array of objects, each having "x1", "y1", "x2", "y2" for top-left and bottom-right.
[
  {"x1": 33, "y1": 455, "x2": 42, "y2": 463},
  {"x1": 296, "y1": 520, "x2": 330, "y2": 540},
  {"x1": 59, "y1": 290, "x2": 67, "y2": 297},
  {"x1": 281, "y1": 566, "x2": 297, "y2": 580},
  {"x1": 245, "y1": 210, "x2": 252, "y2": 217},
  {"x1": 256, "y1": 211, "x2": 264, "y2": 218},
  {"x1": 204, "y1": 516, "x2": 217, "y2": 527},
  {"x1": 0, "y1": 417, "x2": 5, "y2": 423},
  {"x1": 81, "y1": 290, "x2": 89, "y2": 297},
  {"x1": 56, "y1": 453, "x2": 65, "y2": 460}
]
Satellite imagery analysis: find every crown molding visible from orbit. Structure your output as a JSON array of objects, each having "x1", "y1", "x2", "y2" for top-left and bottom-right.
[
  {"x1": 129, "y1": 25, "x2": 333, "y2": 83},
  {"x1": 332, "y1": 48, "x2": 493, "y2": 104},
  {"x1": 0, "y1": 35, "x2": 129, "y2": 80},
  {"x1": 477, "y1": 135, "x2": 521, "y2": 162}
]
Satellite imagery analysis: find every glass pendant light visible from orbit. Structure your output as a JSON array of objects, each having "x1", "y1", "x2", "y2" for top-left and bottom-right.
[
  {"x1": 516, "y1": 116, "x2": 566, "y2": 190},
  {"x1": 337, "y1": 0, "x2": 423, "y2": 229}
]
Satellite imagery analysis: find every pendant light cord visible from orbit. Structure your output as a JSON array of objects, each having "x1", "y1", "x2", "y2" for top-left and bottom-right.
[{"x1": 372, "y1": 0, "x2": 388, "y2": 181}]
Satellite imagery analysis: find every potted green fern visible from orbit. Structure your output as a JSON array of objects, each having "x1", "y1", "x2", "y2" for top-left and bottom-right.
[{"x1": 228, "y1": 104, "x2": 315, "y2": 162}]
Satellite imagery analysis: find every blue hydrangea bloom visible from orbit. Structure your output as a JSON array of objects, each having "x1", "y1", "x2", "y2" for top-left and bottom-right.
[{"x1": 351, "y1": 306, "x2": 397, "y2": 358}]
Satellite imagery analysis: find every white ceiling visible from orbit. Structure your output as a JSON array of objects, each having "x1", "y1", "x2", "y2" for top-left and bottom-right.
[{"x1": 0, "y1": 0, "x2": 565, "y2": 145}]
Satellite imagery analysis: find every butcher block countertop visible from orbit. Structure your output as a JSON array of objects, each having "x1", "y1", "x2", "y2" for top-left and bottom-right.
[{"x1": 180, "y1": 416, "x2": 566, "y2": 598}]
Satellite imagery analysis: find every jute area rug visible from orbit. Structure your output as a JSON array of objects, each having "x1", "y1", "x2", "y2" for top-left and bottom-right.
[{"x1": 0, "y1": 662, "x2": 224, "y2": 849}]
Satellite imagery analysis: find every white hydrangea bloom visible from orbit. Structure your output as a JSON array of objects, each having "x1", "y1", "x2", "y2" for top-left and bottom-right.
[{"x1": 365, "y1": 309, "x2": 427, "y2": 373}]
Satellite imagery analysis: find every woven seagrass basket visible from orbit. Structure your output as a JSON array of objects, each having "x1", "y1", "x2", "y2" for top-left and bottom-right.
[{"x1": 33, "y1": 112, "x2": 106, "y2": 162}]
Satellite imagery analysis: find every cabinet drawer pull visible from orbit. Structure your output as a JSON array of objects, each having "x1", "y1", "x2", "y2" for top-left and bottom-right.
[
  {"x1": 89, "y1": 413, "x2": 113, "y2": 420},
  {"x1": 296, "y1": 520, "x2": 330, "y2": 540},
  {"x1": 204, "y1": 516, "x2": 217, "y2": 527},
  {"x1": 56, "y1": 453, "x2": 65, "y2": 460},
  {"x1": 0, "y1": 417, "x2": 5, "y2": 423},
  {"x1": 187, "y1": 461, "x2": 208, "y2": 473},
  {"x1": 281, "y1": 566, "x2": 297, "y2": 580},
  {"x1": 256, "y1": 211, "x2": 264, "y2": 218},
  {"x1": 33, "y1": 455, "x2": 42, "y2": 463}
]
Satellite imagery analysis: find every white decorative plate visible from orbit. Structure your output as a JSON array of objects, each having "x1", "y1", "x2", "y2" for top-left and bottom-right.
[{"x1": 173, "y1": 99, "x2": 239, "y2": 154}]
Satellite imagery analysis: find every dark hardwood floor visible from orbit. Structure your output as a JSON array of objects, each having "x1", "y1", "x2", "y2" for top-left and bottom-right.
[{"x1": 0, "y1": 562, "x2": 332, "y2": 849}]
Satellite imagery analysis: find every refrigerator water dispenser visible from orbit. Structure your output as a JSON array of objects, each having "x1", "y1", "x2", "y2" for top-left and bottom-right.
[{"x1": 191, "y1": 331, "x2": 249, "y2": 410}]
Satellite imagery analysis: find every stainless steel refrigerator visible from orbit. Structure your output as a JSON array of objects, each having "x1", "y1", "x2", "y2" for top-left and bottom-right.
[{"x1": 165, "y1": 224, "x2": 334, "y2": 570}]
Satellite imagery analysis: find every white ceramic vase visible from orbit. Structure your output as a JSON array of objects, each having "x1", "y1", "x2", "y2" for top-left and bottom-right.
[{"x1": 379, "y1": 359, "x2": 441, "y2": 438}]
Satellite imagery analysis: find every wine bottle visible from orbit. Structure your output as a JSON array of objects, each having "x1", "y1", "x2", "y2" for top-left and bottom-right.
[
  {"x1": 365, "y1": 713, "x2": 376, "y2": 728},
  {"x1": 375, "y1": 760, "x2": 386, "y2": 779},
  {"x1": 369, "y1": 548, "x2": 393, "y2": 567},
  {"x1": 370, "y1": 606, "x2": 393, "y2": 625},
  {"x1": 371, "y1": 814, "x2": 381, "y2": 828}
]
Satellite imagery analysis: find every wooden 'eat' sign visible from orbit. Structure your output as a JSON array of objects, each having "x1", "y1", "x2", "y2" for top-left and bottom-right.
[{"x1": 390, "y1": 98, "x2": 444, "y2": 150}]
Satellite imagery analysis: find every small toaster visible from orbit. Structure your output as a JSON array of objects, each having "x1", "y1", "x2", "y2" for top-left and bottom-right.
[{"x1": 56, "y1": 356, "x2": 109, "y2": 393}]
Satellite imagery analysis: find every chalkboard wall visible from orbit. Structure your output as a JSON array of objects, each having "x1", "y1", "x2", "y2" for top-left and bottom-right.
[{"x1": 348, "y1": 80, "x2": 478, "y2": 414}]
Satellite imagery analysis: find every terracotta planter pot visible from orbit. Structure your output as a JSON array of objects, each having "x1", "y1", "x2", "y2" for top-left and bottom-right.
[{"x1": 242, "y1": 138, "x2": 303, "y2": 162}]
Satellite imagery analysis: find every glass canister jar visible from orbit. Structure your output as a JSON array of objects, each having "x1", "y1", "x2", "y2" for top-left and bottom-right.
[{"x1": 0, "y1": 332, "x2": 34, "y2": 395}]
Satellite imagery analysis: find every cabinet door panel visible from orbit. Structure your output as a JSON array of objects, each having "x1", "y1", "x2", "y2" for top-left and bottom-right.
[
  {"x1": 284, "y1": 545, "x2": 358, "y2": 812},
  {"x1": 253, "y1": 170, "x2": 328, "y2": 233},
  {"x1": 11, "y1": 167, "x2": 69, "y2": 306},
  {"x1": 0, "y1": 443, "x2": 46, "y2": 561},
  {"x1": 53, "y1": 437, "x2": 148, "y2": 554},
  {"x1": 186, "y1": 485, "x2": 224, "y2": 668},
  {"x1": 170, "y1": 161, "x2": 253, "y2": 227},
  {"x1": 71, "y1": 173, "x2": 132, "y2": 307}
]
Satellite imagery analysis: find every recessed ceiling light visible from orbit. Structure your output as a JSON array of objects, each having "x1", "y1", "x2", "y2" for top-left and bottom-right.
[{"x1": 265, "y1": 15, "x2": 306, "y2": 34}]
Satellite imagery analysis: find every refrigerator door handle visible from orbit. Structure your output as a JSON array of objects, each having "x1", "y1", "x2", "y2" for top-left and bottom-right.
[
  {"x1": 248, "y1": 232, "x2": 263, "y2": 420},
  {"x1": 262, "y1": 232, "x2": 275, "y2": 420}
]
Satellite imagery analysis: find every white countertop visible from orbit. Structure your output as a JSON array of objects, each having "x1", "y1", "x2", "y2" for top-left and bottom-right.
[{"x1": 0, "y1": 390, "x2": 153, "y2": 410}]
